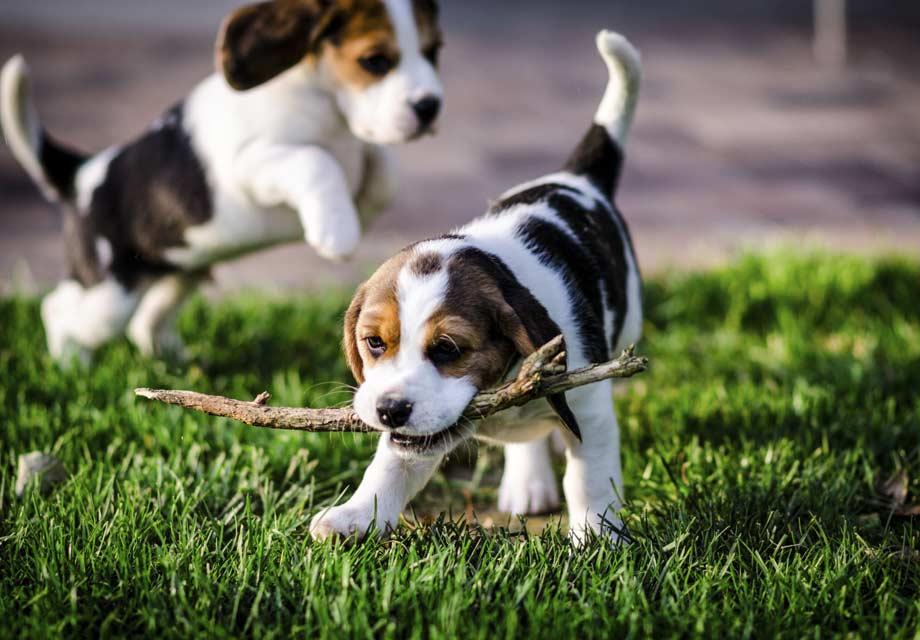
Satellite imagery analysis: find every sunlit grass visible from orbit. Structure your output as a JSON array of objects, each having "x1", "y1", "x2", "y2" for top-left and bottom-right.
[{"x1": 2, "y1": 251, "x2": 919, "y2": 638}]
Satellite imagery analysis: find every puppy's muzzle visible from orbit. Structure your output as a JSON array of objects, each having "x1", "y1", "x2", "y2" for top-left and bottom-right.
[{"x1": 377, "y1": 394, "x2": 413, "y2": 428}]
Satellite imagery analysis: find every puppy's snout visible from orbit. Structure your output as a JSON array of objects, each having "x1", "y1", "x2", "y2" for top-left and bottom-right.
[
  {"x1": 377, "y1": 395, "x2": 413, "y2": 428},
  {"x1": 411, "y1": 96, "x2": 441, "y2": 129}
]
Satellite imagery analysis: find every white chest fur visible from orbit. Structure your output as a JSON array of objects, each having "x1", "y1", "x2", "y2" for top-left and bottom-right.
[{"x1": 164, "y1": 67, "x2": 368, "y2": 269}]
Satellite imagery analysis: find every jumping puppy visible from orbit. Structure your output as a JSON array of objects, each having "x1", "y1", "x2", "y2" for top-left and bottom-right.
[
  {"x1": 312, "y1": 30, "x2": 642, "y2": 544},
  {"x1": 0, "y1": 0, "x2": 443, "y2": 363}
]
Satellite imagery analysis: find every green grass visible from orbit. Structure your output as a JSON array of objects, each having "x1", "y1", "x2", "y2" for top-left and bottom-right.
[{"x1": 2, "y1": 252, "x2": 919, "y2": 638}]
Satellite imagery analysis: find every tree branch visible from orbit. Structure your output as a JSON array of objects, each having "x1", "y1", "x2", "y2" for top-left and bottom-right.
[{"x1": 134, "y1": 336, "x2": 648, "y2": 433}]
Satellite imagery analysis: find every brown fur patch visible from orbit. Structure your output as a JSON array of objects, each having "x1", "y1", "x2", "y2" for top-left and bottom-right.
[
  {"x1": 319, "y1": 0, "x2": 399, "y2": 90},
  {"x1": 217, "y1": 0, "x2": 335, "y2": 91},
  {"x1": 410, "y1": 252, "x2": 442, "y2": 276},
  {"x1": 422, "y1": 307, "x2": 515, "y2": 388},
  {"x1": 219, "y1": 0, "x2": 442, "y2": 93},
  {"x1": 342, "y1": 250, "x2": 410, "y2": 382},
  {"x1": 432, "y1": 247, "x2": 583, "y2": 438}
]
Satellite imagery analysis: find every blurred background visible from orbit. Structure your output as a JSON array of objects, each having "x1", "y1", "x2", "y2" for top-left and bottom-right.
[{"x1": 1, "y1": 0, "x2": 918, "y2": 294}]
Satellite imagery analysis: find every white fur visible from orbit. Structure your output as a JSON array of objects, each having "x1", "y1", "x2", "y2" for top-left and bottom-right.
[
  {"x1": 312, "y1": 31, "x2": 643, "y2": 545},
  {"x1": 594, "y1": 30, "x2": 641, "y2": 145},
  {"x1": 126, "y1": 272, "x2": 198, "y2": 358},
  {"x1": 95, "y1": 236, "x2": 113, "y2": 270},
  {"x1": 311, "y1": 434, "x2": 443, "y2": 540},
  {"x1": 559, "y1": 381, "x2": 625, "y2": 543},
  {"x1": 0, "y1": 56, "x2": 56, "y2": 201},
  {"x1": 41, "y1": 279, "x2": 139, "y2": 365},
  {"x1": 172, "y1": 68, "x2": 365, "y2": 266},
  {"x1": 75, "y1": 147, "x2": 118, "y2": 213}
]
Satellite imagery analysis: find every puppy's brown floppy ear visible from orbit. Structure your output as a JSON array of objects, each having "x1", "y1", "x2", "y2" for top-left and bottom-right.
[
  {"x1": 496, "y1": 285, "x2": 582, "y2": 441},
  {"x1": 217, "y1": 0, "x2": 335, "y2": 91},
  {"x1": 343, "y1": 283, "x2": 367, "y2": 384},
  {"x1": 461, "y1": 249, "x2": 582, "y2": 440}
]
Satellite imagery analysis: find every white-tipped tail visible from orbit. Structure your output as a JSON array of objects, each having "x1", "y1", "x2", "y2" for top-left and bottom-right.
[
  {"x1": 593, "y1": 30, "x2": 642, "y2": 146},
  {"x1": 1, "y1": 55, "x2": 59, "y2": 201}
]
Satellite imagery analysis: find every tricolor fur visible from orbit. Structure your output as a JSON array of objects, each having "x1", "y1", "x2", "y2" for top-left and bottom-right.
[
  {"x1": 0, "y1": 0, "x2": 443, "y2": 364},
  {"x1": 312, "y1": 31, "x2": 643, "y2": 544}
]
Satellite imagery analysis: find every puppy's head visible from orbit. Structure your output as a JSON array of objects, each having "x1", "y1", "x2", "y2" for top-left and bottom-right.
[
  {"x1": 344, "y1": 244, "x2": 579, "y2": 459},
  {"x1": 217, "y1": 0, "x2": 443, "y2": 144}
]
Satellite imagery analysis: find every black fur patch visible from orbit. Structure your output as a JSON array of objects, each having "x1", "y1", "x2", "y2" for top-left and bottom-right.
[
  {"x1": 452, "y1": 247, "x2": 582, "y2": 440},
  {"x1": 491, "y1": 183, "x2": 581, "y2": 213},
  {"x1": 493, "y1": 181, "x2": 637, "y2": 358},
  {"x1": 549, "y1": 193, "x2": 634, "y2": 352},
  {"x1": 514, "y1": 217, "x2": 609, "y2": 363},
  {"x1": 39, "y1": 133, "x2": 85, "y2": 200},
  {"x1": 563, "y1": 124, "x2": 624, "y2": 196},
  {"x1": 73, "y1": 103, "x2": 213, "y2": 288}
]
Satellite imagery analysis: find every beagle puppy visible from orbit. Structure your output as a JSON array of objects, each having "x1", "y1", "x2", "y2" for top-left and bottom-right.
[
  {"x1": 311, "y1": 31, "x2": 642, "y2": 544},
  {"x1": 0, "y1": 0, "x2": 443, "y2": 363}
]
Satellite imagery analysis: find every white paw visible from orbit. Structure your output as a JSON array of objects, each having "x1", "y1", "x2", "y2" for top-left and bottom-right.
[
  {"x1": 304, "y1": 203, "x2": 361, "y2": 262},
  {"x1": 41, "y1": 284, "x2": 92, "y2": 367},
  {"x1": 309, "y1": 502, "x2": 394, "y2": 542},
  {"x1": 498, "y1": 471, "x2": 560, "y2": 516}
]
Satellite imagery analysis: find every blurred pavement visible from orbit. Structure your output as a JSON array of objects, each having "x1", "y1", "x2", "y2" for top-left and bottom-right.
[{"x1": 1, "y1": 1, "x2": 919, "y2": 294}]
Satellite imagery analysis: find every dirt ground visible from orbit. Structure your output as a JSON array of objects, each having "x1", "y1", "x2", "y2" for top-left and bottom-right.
[{"x1": 1, "y1": 1, "x2": 918, "y2": 294}]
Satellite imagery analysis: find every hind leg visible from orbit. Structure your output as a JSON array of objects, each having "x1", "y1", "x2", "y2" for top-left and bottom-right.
[
  {"x1": 498, "y1": 436, "x2": 561, "y2": 516},
  {"x1": 558, "y1": 381, "x2": 626, "y2": 544},
  {"x1": 127, "y1": 272, "x2": 198, "y2": 359},
  {"x1": 41, "y1": 278, "x2": 139, "y2": 365}
]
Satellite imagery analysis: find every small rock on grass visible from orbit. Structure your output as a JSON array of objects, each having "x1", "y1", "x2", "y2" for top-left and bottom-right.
[{"x1": 16, "y1": 452, "x2": 68, "y2": 497}]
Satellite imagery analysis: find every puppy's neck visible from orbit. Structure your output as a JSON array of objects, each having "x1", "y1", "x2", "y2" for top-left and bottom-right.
[{"x1": 220, "y1": 62, "x2": 351, "y2": 140}]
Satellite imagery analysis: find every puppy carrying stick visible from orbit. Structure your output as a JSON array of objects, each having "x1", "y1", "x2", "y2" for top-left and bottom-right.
[{"x1": 312, "y1": 30, "x2": 642, "y2": 544}]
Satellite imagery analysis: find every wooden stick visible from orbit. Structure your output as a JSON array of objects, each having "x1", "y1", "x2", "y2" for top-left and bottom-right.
[{"x1": 135, "y1": 336, "x2": 648, "y2": 433}]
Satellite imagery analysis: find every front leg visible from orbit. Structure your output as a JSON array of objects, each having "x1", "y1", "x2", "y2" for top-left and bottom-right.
[
  {"x1": 238, "y1": 143, "x2": 361, "y2": 261},
  {"x1": 355, "y1": 144, "x2": 397, "y2": 225},
  {"x1": 558, "y1": 381, "x2": 626, "y2": 545},
  {"x1": 310, "y1": 435, "x2": 443, "y2": 541},
  {"x1": 126, "y1": 271, "x2": 201, "y2": 360}
]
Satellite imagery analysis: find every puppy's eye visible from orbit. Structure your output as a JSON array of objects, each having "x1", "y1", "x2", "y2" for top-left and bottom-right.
[
  {"x1": 428, "y1": 336, "x2": 462, "y2": 365},
  {"x1": 358, "y1": 54, "x2": 395, "y2": 77},
  {"x1": 423, "y1": 43, "x2": 441, "y2": 66},
  {"x1": 364, "y1": 336, "x2": 387, "y2": 357}
]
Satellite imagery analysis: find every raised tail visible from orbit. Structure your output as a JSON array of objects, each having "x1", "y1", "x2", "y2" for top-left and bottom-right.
[
  {"x1": 564, "y1": 30, "x2": 642, "y2": 196},
  {"x1": 1, "y1": 55, "x2": 86, "y2": 203}
]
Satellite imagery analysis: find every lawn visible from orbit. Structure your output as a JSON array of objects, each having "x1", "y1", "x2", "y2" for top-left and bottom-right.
[{"x1": 1, "y1": 252, "x2": 919, "y2": 638}]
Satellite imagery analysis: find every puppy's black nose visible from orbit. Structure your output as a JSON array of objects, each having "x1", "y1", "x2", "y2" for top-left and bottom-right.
[
  {"x1": 412, "y1": 96, "x2": 441, "y2": 128},
  {"x1": 377, "y1": 395, "x2": 413, "y2": 428}
]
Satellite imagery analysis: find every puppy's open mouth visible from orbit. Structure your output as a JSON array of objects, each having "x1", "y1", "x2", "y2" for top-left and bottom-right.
[{"x1": 389, "y1": 422, "x2": 469, "y2": 453}]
